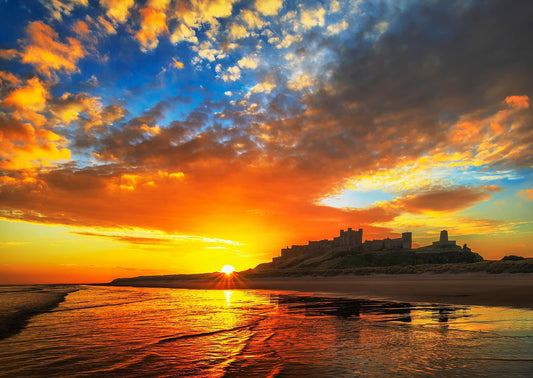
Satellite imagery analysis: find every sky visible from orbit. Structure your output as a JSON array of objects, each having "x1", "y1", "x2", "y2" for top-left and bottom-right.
[{"x1": 0, "y1": 0, "x2": 532, "y2": 284}]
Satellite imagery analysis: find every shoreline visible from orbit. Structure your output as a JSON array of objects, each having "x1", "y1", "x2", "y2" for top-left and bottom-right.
[
  {"x1": 0, "y1": 285, "x2": 78, "y2": 341},
  {"x1": 107, "y1": 272, "x2": 533, "y2": 309}
]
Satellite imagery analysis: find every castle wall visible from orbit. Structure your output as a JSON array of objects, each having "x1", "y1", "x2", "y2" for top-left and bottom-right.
[
  {"x1": 273, "y1": 229, "x2": 469, "y2": 265},
  {"x1": 274, "y1": 228, "x2": 411, "y2": 263}
]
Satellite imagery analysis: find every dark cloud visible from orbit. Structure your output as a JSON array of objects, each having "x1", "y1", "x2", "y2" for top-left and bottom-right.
[
  {"x1": 292, "y1": 0, "x2": 533, "y2": 172},
  {"x1": 395, "y1": 186, "x2": 504, "y2": 214}
]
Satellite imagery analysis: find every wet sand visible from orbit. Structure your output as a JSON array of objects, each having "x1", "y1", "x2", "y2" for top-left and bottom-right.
[{"x1": 111, "y1": 273, "x2": 533, "y2": 309}]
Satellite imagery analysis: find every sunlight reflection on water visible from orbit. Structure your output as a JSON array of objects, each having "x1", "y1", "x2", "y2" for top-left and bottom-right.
[{"x1": 0, "y1": 285, "x2": 531, "y2": 377}]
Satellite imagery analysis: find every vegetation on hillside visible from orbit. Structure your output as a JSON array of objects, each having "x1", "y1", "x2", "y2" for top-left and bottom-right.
[{"x1": 247, "y1": 259, "x2": 533, "y2": 277}]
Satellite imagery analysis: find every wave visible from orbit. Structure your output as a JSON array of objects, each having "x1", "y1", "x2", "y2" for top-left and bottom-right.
[
  {"x1": 50, "y1": 298, "x2": 156, "y2": 313},
  {"x1": 157, "y1": 322, "x2": 257, "y2": 344},
  {"x1": 0, "y1": 285, "x2": 78, "y2": 341}
]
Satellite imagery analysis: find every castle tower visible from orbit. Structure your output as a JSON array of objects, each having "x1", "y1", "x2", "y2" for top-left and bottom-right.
[
  {"x1": 402, "y1": 232, "x2": 412, "y2": 249},
  {"x1": 440, "y1": 230, "x2": 448, "y2": 244}
]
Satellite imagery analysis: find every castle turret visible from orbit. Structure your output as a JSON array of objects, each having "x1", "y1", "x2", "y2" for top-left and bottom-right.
[
  {"x1": 432, "y1": 229, "x2": 458, "y2": 249},
  {"x1": 402, "y1": 232, "x2": 412, "y2": 249},
  {"x1": 440, "y1": 230, "x2": 448, "y2": 243}
]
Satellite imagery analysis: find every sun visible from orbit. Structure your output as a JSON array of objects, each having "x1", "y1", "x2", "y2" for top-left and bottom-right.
[{"x1": 221, "y1": 265, "x2": 235, "y2": 275}]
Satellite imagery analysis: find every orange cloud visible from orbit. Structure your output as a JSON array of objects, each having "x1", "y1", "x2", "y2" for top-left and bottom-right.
[
  {"x1": 172, "y1": 58, "x2": 184, "y2": 69},
  {"x1": 0, "y1": 71, "x2": 22, "y2": 87},
  {"x1": 135, "y1": 7, "x2": 169, "y2": 51},
  {"x1": 20, "y1": 21, "x2": 85, "y2": 78},
  {"x1": 0, "y1": 148, "x2": 400, "y2": 266},
  {"x1": 3, "y1": 77, "x2": 48, "y2": 111},
  {"x1": 97, "y1": 16, "x2": 117, "y2": 34},
  {"x1": 0, "y1": 116, "x2": 70, "y2": 170},
  {"x1": 147, "y1": 0, "x2": 170, "y2": 11},
  {"x1": 518, "y1": 189, "x2": 533, "y2": 200},
  {"x1": 72, "y1": 20, "x2": 91, "y2": 38},
  {"x1": 451, "y1": 121, "x2": 480, "y2": 143},
  {"x1": 0, "y1": 49, "x2": 20, "y2": 60},
  {"x1": 505, "y1": 95, "x2": 530, "y2": 109},
  {"x1": 51, "y1": 92, "x2": 103, "y2": 125}
]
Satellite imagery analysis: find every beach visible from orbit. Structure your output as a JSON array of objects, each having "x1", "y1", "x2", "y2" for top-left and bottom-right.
[
  {"x1": 110, "y1": 273, "x2": 533, "y2": 309},
  {"x1": 2, "y1": 283, "x2": 532, "y2": 376}
]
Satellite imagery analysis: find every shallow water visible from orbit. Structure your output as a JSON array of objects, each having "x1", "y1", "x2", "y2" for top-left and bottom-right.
[{"x1": 0, "y1": 285, "x2": 532, "y2": 377}]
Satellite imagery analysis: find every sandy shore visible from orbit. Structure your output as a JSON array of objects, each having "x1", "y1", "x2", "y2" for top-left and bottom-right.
[{"x1": 111, "y1": 273, "x2": 533, "y2": 309}]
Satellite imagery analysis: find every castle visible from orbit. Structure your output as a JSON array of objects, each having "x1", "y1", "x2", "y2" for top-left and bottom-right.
[
  {"x1": 271, "y1": 228, "x2": 469, "y2": 265},
  {"x1": 425, "y1": 230, "x2": 471, "y2": 252}
]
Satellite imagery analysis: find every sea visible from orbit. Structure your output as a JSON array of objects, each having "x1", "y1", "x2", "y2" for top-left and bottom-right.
[{"x1": 0, "y1": 284, "x2": 532, "y2": 377}]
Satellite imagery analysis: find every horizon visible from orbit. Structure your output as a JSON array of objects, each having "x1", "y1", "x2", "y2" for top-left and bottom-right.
[{"x1": 1, "y1": 0, "x2": 532, "y2": 284}]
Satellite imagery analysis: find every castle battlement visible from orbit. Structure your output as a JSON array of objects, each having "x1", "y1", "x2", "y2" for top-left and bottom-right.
[
  {"x1": 272, "y1": 228, "x2": 472, "y2": 265},
  {"x1": 273, "y1": 228, "x2": 412, "y2": 264}
]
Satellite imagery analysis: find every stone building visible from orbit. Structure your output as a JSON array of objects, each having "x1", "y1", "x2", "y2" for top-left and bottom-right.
[{"x1": 272, "y1": 228, "x2": 412, "y2": 264}]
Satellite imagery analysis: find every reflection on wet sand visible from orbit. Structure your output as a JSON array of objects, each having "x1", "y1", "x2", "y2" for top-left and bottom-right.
[{"x1": 269, "y1": 294, "x2": 472, "y2": 325}]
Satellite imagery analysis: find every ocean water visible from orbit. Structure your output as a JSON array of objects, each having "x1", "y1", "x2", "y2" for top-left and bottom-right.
[{"x1": 0, "y1": 285, "x2": 532, "y2": 377}]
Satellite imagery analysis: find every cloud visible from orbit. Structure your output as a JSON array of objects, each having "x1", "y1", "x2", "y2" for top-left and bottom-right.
[
  {"x1": 69, "y1": 227, "x2": 242, "y2": 247},
  {"x1": 39, "y1": 0, "x2": 89, "y2": 21},
  {"x1": 237, "y1": 55, "x2": 259, "y2": 69},
  {"x1": 393, "y1": 186, "x2": 503, "y2": 214},
  {"x1": 170, "y1": 23, "x2": 198, "y2": 44},
  {"x1": 1, "y1": 0, "x2": 532, "y2": 264},
  {"x1": 250, "y1": 79, "x2": 276, "y2": 94},
  {"x1": 255, "y1": 0, "x2": 283, "y2": 16},
  {"x1": 193, "y1": 41, "x2": 226, "y2": 62},
  {"x1": 100, "y1": 104, "x2": 128, "y2": 125},
  {"x1": 50, "y1": 92, "x2": 102, "y2": 125},
  {"x1": 71, "y1": 20, "x2": 91, "y2": 39},
  {"x1": 3, "y1": 77, "x2": 49, "y2": 112},
  {"x1": 299, "y1": 7, "x2": 326, "y2": 30},
  {"x1": 147, "y1": 0, "x2": 170, "y2": 12},
  {"x1": 0, "y1": 49, "x2": 19, "y2": 60},
  {"x1": 221, "y1": 66, "x2": 241, "y2": 82},
  {"x1": 239, "y1": 9, "x2": 265, "y2": 29},
  {"x1": 100, "y1": 0, "x2": 135, "y2": 24},
  {"x1": 287, "y1": 73, "x2": 315, "y2": 91},
  {"x1": 196, "y1": 0, "x2": 237, "y2": 19},
  {"x1": 228, "y1": 23, "x2": 249, "y2": 40},
  {"x1": 19, "y1": 21, "x2": 85, "y2": 78},
  {"x1": 0, "y1": 71, "x2": 22, "y2": 87},
  {"x1": 518, "y1": 189, "x2": 533, "y2": 200},
  {"x1": 275, "y1": 33, "x2": 302, "y2": 49},
  {"x1": 327, "y1": 20, "x2": 348, "y2": 35},
  {"x1": 172, "y1": 58, "x2": 184, "y2": 69},
  {"x1": 97, "y1": 16, "x2": 117, "y2": 35},
  {"x1": 0, "y1": 115, "x2": 70, "y2": 170},
  {"x1": 330, "y1": 1, "x2": 340, "y2": 13},
  {"x1": 505, "y1": 95, "x2": 530, "y2": 109},
  {"x1": 135, "y1": 7, "x2": 169, "y2": 51},
  {"x1": 71, "y1": 231, "x2": 173, "y2": 245}
]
